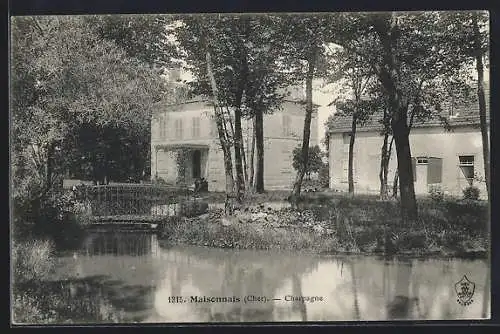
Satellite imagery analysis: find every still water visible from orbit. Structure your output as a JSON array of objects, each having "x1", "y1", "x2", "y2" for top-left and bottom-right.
[{"x1": 50, "y1": 231, "x2": 490, "y2": 323}]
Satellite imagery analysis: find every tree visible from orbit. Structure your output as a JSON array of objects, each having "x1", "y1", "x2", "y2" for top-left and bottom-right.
[
  {"x1": 325, "y1": 46, "x2": 377, "y2": 194},
  {"x1": 92, "y1": 14, "x2": 177, "y2": 68},
  {"x1": 379, "y1": 104, "x2": 394, "y2": 200},
  {"x1": 175, "y1": 16, "x2": 243, "y2": 208},
  {"x1": 242, "y1": 25, "x2": 291, "y2": 193},
  {"x1": 332, "y1": 12, "x2": 476, "y2": 219},
  {"x1": 11, "y1": 16, "x2": 165, "y2": 227},
  {"x1": 442, "y1": 11, "x2": 490, "y2": 202},
  {"x1": 276, "y1": 15, "x2": 336, "y2": 203},
  {"x1": 176, "y1": 15, "x2": 292, "y2": 200},
  {"x1": 292, "y1": 145, "x2": 323, "y2": 180},
  {"x1": 472, "y1": 13, "x2": 490, "y2": 203}
]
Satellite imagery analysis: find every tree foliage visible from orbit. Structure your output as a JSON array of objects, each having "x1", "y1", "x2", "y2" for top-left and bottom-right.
[
  {"x1": 11, "y1": 16, "x2": 167, "y2": 232},
  {"x1": 292, "y1": 145, "x2": 323, "y2": 179},
  {"x1": 327, "y1": 12, "x2": 480, "y2": 218}
]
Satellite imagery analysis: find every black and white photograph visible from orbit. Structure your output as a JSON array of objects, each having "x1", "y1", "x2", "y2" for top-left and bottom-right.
[{"x1": 10, "y1": 11, "x2": 491, "y2": 324}]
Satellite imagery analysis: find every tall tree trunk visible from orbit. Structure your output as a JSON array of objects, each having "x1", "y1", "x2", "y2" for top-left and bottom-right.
[
  {"x1": 393, "y1": 125, "x2": 417, "y2": 219},
  {"x1": 348, "y1": 116, "x2": 357, "y2": 194},
  {"x1": 241, "y1": 132, "x2": 248, "y2": 186},
  {"x1": 473, "y1": 14, "x2": 490, "y2": 203},
  {"x1": 376, "y1": 14, "x2": 418, "y2": 220},
  {"x1": 233, "y1": 106, "x2": 245, "y2": 203},
  {"x1": 380, "y1": 135, "x2": 394, "y2": 200},
  {"x1": 392, "y1": 169, "x2": 399, "y2": 198},
  {"x1": 291, "y1": 48, "x2": 317, "y2": 202},
  {"x1": 249, "y1": 116, "x2": 256, "y2": 190},
  {"x1": 255, "y1": 108, "x2": 264, "y2": 193},
  {"x1": 206, "y1": 50, "x2": 235, "y2": 214},
  {"x1": 46, "y1": 142, "x2": 55, "y2": 191},
  {"x1": 379, "y1": 132, "x2": 389, "y2": 200}
]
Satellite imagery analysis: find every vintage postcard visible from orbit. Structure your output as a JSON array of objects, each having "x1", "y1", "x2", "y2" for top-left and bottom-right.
[{"x1": 10, "y1": 11, "x2": 490, "y2": 324}]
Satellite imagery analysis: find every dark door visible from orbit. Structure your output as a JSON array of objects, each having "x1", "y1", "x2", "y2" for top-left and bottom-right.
[{"x1": 192, "y1": 150, "x2": 201, "y2": 179}]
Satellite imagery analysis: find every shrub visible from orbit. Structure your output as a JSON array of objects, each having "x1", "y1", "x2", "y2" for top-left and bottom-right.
[
  {"x1": 428, "y1": 185, "x2": 444, "y2": 202},
  {"x1": 12, "y1": 290, "x2": 58, "y2": 324},
  {"x1": 12, "y1": 239, "x2": 55, "y2": 283},
  {"x1": 463, "y1": 186, "x2": 480, "y2": 200},
  {"x1": 318, "y1": 163, "x2": 329, "y2": 189}
]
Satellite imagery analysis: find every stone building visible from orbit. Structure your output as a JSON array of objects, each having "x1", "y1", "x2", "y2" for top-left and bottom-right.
[
  {"x1": 151, "y1": 83, "x2": 318, "y2": 191},
  {"x1": 327, "y1": 90, "x2": 490, "y2": 199}
]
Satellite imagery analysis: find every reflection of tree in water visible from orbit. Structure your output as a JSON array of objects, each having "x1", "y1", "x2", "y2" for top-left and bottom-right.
[
  {"x1": 350, "y1": 261, "x2": 360, "y2": 320},
  {"x1": 159, "y1": 247, "x2": 320, "y2": 322},
  {"x1": 291, "y1": 274, "x2": 307, "y2": 321},
  {"x1": 386, "y1": 261, "x2": 418, "y2": 320},
  {"x1": 60, "y1": 232, "x2": 163, "y2": 322}
]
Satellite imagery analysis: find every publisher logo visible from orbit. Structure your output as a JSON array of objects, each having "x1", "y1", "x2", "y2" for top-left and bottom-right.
[{"x1": 455, "y1": 275, "x2": 475, "y2": 306}]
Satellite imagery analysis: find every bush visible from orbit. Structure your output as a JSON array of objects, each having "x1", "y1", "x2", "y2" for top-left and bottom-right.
[
  {"x1": 12, "y1": 239, "x2": 55, "y2": 283},
  {"x1": 428, "y1": 185, "x2": 444, "y2": 202},
  {"x1": 463, "y1": 186, "x2": 480, "y2": 200},
  {"x1": 318, "y1": 163, "x2": 329, "y2": 189},
  {"x1": 12, "y1": 290, "x2": 58, "y2": 324}
]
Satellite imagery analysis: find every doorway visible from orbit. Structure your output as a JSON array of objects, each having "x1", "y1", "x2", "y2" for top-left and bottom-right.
[
  {"x1": 414, "y1": 157, "x2": 428, "y2": 194},
  {"x1": 192, "y1": 150, "x2": 201, "y2": 179}
]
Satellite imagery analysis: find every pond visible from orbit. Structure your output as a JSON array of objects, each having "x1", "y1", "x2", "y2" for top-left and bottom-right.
[{"x1": 47, "y1": 231, "x2": 490, "y2": 323}]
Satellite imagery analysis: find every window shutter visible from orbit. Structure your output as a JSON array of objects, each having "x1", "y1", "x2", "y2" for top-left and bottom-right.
[
  {"x1": 427, "y1": 157, "x2": 443, "y2": 184},
  {"x1": 411, "y1": 157, "x2": 417, "y2": 182}
]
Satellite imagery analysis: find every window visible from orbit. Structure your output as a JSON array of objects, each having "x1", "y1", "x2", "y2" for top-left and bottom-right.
[
  {"x1": 427, "y1": 157, "x2": 443, "y2": 184},
  {"x1": 192, "y1": 117, "x2": 200, "y2": 138},
  {"x1": 342, "y1": 132, "x2": 351, "y2": 144},
  {"x1": 342, "y1": 133, "x2": 351, "y2": 154},
  {"x1": 159, "y1": 115, "x2": 166, "y2": 139},
  {"x1": 282, "y1": 115, "x2": 291, "y2": 136},
  {"x1": 175, "y1": 119, "x2": 183, "y2": 139},
  {"x1": 459, "y1": 155, "x2": 474, "y2": 166},
  {"x1": 417, "y1": 157, "x2": 429, "y2": 164},
  {"x1": 210, "y1": 119, "x2": 218, "y2": 137},
  {"x1": 459, "y1": 155, "x2": 475, "y2": 184}
]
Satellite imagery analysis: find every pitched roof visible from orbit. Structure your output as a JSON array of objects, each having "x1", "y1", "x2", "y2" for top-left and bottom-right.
[{"x1": 327, "y1": 88, "x2": 490, "y2": 134}]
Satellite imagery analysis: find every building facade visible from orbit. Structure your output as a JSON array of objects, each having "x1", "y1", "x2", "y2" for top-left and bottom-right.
[
  {"x1": 151, "y1": 96, "x2": 318, "y2": 192},
  {"x1": 327, "y1": 96, "x2": 490, "y2": 199}
]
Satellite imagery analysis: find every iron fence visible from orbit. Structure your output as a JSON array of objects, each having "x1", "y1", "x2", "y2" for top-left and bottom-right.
[{"x1": 74, "y1": 184, "x2": 194, "y2": 217}]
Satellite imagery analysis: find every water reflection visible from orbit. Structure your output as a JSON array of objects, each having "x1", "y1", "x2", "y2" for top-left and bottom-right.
[{"x1": 48, "y1": 231, "x2": 490, "y2": 323}]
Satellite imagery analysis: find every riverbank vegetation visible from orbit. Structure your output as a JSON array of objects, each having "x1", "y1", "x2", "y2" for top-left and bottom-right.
[
  {"x1": 10, "y1": 13, "x2": 490, "y2": 324},
  {"x1": 11, "y1": 239, "x2": 126, "y2": 324},
  {"x1": 160, "y1": 193, "x2": 489, "y2": 258}
]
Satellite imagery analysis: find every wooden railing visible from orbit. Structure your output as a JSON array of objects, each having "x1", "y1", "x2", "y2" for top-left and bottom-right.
[{"x1": 74, "y1": 184, "x2": 193, "y2": 218}]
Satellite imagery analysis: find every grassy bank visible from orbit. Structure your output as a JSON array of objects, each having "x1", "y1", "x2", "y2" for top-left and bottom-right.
[
  {"x1": 159, "y1": 194, "x2": 489, "y2": 258},
  {"x1": 11, "y1": 239, "x2": 124, "y2": 324}
]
